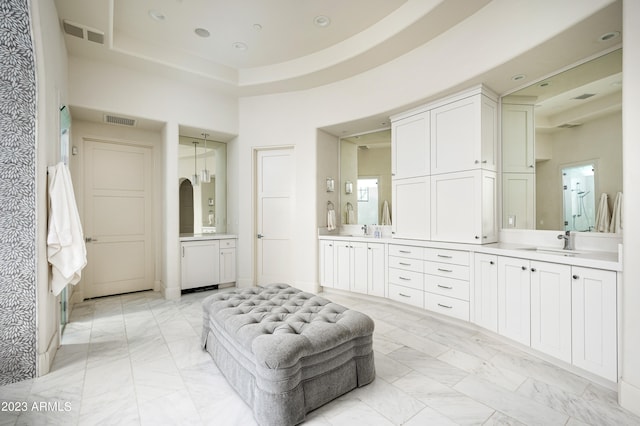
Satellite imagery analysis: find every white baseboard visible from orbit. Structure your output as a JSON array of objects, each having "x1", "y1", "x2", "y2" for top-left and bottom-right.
[
  {"x1": 160, "y1": 281, "x2": 181, "y2": 300},
  {"x1": 37, "y1": 330, "x2": 59, "y2": 377},
  {"x1": 620, "y1": 379, "x2": 640, "y2": 417}
]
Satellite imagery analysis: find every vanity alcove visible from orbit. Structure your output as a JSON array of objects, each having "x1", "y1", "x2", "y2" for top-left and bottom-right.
[
  {"x1": 318, "y1": 48, "x2": 623, "y2": 387},
  {"x1": 177, "y1": 134, "x2": 237, "y2": 291}
]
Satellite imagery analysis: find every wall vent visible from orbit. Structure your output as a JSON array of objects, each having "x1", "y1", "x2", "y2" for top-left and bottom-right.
[
  {"x1": 62, "y1": 20, "x2": 104, "y2": 45},
  {"x1": 104, "y1": 114, "x2": 137, "y2": 127},
  {"x1": 572, "y1": 93, "x2": 596, "y2": 100}
]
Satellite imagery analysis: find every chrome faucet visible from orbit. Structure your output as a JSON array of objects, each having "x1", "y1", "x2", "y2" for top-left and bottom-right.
[
  {"x1": 361, "y1": 224, "x2": 368, "y2": 235},
  {"x1": 557, "y1": 230, "x2": 574, "y2": 250}
]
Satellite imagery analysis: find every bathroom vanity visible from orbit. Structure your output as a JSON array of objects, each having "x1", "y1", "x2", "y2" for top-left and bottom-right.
[{"x1": 180, "y1": 234, "x2": 237, "y2": 290}]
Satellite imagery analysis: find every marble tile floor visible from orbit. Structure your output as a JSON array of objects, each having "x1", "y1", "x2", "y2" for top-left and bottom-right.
[{"x1": 1, "y1": 288, "x2": 639, "y2": 426}]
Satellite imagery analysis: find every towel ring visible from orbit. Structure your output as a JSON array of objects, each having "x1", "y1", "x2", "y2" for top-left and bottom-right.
[{"x1": 327, "y1": 201, "x2": 335, "y2": 210}]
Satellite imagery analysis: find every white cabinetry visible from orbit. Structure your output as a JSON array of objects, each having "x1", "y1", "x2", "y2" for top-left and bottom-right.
[
  {"x1": 181, "y1": 240, "x2": 220, "y2": 290},
  {"x1": 388, "y1": 244, "x2": 424, "y2": 308},
  {"x1": 391, "y1": 112, "x2": 430, "y2": 179},
  {"x1": 497, "y1": 256, "x2": 531, "y2": 346},
  {"x1": 333, "y1": 240, "x2": 384, "y2": 296},
  {"x1": 502, "y1": 103, "x2": 535, "y2": 173},
  {"x1": 392, "y1": 176, "x2": 430, "y2": 240},
  {"x1": 472, "y1": 253, "x2": 498, "y2": 332},
  {"x1": 219, "y1": 239, "x2": 236, "y2": 284},
  {"x1": 430, "y1": 93, "x2": 498, "y2": 174},
  {"x1": 319, "y1": 240, "x2": 336, "y2": 288},
  {"x1": 502, "y1": 173, "x2": 535, "y2": 229},
  {"x1": 424, "y1": 248, "x2": 470, "y2": 321},
  {"x1": 181, "y1": 238, "x2": 237, "y2": 290},
  {"x1": 571, "y1": 267, "x2": 617, "y2": 381},
  {"x1": 431, "y1": 170, "x2": 497, "y2": 244},
  {"x1": 530, "y1": 262, "x2": 571, "y2": 363}
]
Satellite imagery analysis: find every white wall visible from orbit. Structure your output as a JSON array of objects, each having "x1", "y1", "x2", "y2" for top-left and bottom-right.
[
  {"x1": 31, "y1": 0, "x2": 69, "y2": 376},
  {"x1": 233, "y1": 0, "x2": 617, "y2": 293},
  {"x1": 316, "y1": 130, "x2": 340, "y2": 231},
  {"x1": 620, "y1": 0, "x2": 640, "y2": 416}
]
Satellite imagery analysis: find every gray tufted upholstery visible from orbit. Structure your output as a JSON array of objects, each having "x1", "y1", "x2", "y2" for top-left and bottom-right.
[{"x1": 202, "y1": 284, "x2": 375, "y2": 426}]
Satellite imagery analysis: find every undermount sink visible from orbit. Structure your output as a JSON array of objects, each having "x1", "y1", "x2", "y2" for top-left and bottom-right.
[{"x1": 516, "y1": 247, "x2": 584, "y2": 256}]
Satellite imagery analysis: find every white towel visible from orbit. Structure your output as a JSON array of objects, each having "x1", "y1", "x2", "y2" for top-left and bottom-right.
[
  {"x1": 594, "y1": 193, "x2": 611, "y2": 233},
  {"x1": 47, "y1": 162, "x2": 87, "y2": 296},
  {"x1": 327, "y1": 209, "x2": 336, "y2": 231},
  {"x1": 610, "y1": 192, "x2": 623, "y2": 233},
  {"x1": 381, "y1": 200, "x2": 391, "y2": 226},
  {"x1": 346, "y1": 203, "x2": 355, "y2": 225}
]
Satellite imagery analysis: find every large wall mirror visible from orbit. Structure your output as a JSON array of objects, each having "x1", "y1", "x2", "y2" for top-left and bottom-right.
[
  {"x1": 502, "y1": 48, "x2": 622, "y2": 233},
  {"x1": 340, "y1": 129, "x2": 391, "y2": 226},
  {"x1": 178, "y1": 135, "x2": 227, "y2": 234}
]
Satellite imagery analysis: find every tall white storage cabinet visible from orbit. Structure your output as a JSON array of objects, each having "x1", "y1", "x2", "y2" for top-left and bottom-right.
[
  {"x1": 571, "y1": 267, "x2": 617, "y2": 381},
  {"x1": 390, "y1": 85, "x2": 498, "y2": 244}
]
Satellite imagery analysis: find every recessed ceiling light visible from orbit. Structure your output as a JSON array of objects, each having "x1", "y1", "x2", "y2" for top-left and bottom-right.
[
  {"x1": 599, "y1": 31, "x2": 620, "y2": 42},
  {"x1": 148, "y1": 9, "x2": 166, "y2": 21},
  {"x1": 253, "y1": 24, "x2": 262, "y2": 31},
  {"x1": 538, "y1": 81, "x2": 552, "y2": 88},
  {"x1": 194, "y1": 27, "x2": 210, "y2": 38},
  {"x1": 232, "y1": 42, "x2": 248, "y2": 51},
  {"x1": 314, "y1": 15, "x2": 331, "y2": 28},
  {"x1": 511, "y1": 74, "x2": 526, "y2": 82}
]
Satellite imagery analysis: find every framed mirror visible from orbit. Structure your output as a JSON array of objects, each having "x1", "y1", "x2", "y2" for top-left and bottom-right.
[
  {"x1": 339, "y1": 129, "x2": 391, "y2": 225},
  {"x1": 178, "y1": 135, "x2": 227, "y2": 234},
  {"x1": 501, "y1": 48, "x2": 622, "y2": 232}
]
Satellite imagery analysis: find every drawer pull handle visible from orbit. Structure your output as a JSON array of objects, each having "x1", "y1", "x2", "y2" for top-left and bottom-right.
[
  {"x1": 437, "y1": 254, "x2": 452, "y2": 259},
  {"x1": 437, "y1": 284, "x2": 453, "y2": 290},
  {"x1": 399, "y1": 277, "x2": 411, "y2": 281},
  {"x1": 399, "y1": 293, "x2": 411, "y2": 298},
  {"x1": 399, "y1": 250, "x2": 411, "y2": 254},
  {"x1": 437, "y1": 268, "x2": 453, "y2": 273},
  {"x1": 399, "y1": 262, "x2": 411, "y2": 266},
  {"x1": 437, "y1": 303, "x2": 453, "y2": 309}
]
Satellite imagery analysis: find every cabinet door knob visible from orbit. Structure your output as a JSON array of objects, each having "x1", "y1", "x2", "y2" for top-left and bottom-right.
[
  {"x1": 573, "y1": 275, "x2": 579, "y2": 280},
  {"x1": 475, "y1": 236, "x2": 480, "y2": 240},
  {"x1": 521, "y1": 266, "x2": 527, "y2": 271},
  {"x1": 474, "y1": 160, "x2": 480, "y2": 164},
  {"x1": 489, "y1": 261, "x2": 494, "y2": 265},
  {"x1": 257, "y1": 234, "x2": 264, "y2": 239},
  {"x1": 531, "y1": 268, "x2": 536, "y2": 272}
]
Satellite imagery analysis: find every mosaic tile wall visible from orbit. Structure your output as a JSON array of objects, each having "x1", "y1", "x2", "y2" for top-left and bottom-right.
[{"x1": 0, "y1": 0, "x2": 38, "y2": 385}]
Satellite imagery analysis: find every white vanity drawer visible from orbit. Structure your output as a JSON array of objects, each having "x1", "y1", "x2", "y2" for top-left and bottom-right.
[
  {"x1": 425, "y1": 262, "x2": 469, "y2": 281},
  {"x1": 424, "y1": 248, "x2": 469, "y2": 265},
  {"x1": 389, "y1": 244, "x2": 424, "y2": 260},
  {"x1": 389, "y1": 284, "x2": 424, "y2": 308},
  {"x1": 388, "y1": 268, "x2": 424, "y2": 290},
  {"x1": 220, "y1": 239, "x2": 236, "y2": 249},
  {"x1": 388, "y1": 256, "x2": 424, "y2": 273},
  {"x1": 425, "y1": 293, "x2": 469, "y2": 321},
  {"x1": 425, "y1": 275, "x2": 469, "y2": 301}
]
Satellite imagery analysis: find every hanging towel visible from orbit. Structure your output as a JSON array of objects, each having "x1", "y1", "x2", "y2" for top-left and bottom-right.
[
  {"x1": 594, "y1": 193, "x2": 611, "y2": 233},
  {"x1": 47, "y1": 162, "x2": 87, "y2": 296},
  {"x1": 381, "y1": 200, "x2": 391, "y2": 226},
  {"x1": 346, "y1": 202, "x2": 355, "y2": 225},
  {"x1": 610, "y1": 192, "x2": 623, "y2": 233},
  {"x1": 327, "y1": 209, "x2": 336, "y2": 231}
]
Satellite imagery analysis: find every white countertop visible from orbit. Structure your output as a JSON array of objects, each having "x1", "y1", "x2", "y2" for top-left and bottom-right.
[
  {"x1": 318, "y1": 233, "x2": 622, "y2": 271},
  {"x1": 179, "y1": 233, "x2": 237, "y2": 242}
]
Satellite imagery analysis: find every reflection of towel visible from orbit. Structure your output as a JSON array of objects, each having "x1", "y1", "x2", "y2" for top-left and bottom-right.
[
  {"x1": 610, "y1": 192, "x2": 623, "y2": 233},
  {"x1": 327, "y1": 209, "x2": 336, "y2": 231},
  {"x1": 595, "y1": 193, "x2": 611, "y2": 232},
  {"x1": 346, "y1": 203, "x2": 355, "y2": 225},
  {"x1": 381, "y1": 200, "x2": 391, "y2": 225},
  {"x1": 47, "y1": 163, "x2": 87, "y2": 296}
]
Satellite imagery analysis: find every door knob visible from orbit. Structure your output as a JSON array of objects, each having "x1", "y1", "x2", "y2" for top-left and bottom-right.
[
  {"x1": 84, "y1": 237, "x2": 98, "y2": 243},
  {"x1": 257, "y1": 234, "x2": 264, "y2": 239}
]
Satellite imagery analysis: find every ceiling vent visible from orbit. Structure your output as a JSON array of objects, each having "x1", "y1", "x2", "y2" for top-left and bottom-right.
[
  {"x1": 62, "y1": 20, "x2": 104, "y2": 44},
  {"x1": 572, "y1": 93, "x2": 596, "y2": 100},
  {"x1": 558, "y1": 122, "x2": 582, "y2": 129},
  {"x1": 104, "y1": 114, "x2": 136, "y2": 127}
]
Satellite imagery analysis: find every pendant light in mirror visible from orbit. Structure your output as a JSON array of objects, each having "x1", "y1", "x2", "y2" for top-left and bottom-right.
[
  {"x1": 201, "y1": 133, "x2": 211, "y2": 183},
  {"x1": 192, "y1": 141, "x2": 199, "y2": 186}
]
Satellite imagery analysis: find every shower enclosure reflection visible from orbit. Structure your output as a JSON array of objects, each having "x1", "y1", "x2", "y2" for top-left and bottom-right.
[{"x1": 562, "y1": 163, "x2": 595, "y2": 232}]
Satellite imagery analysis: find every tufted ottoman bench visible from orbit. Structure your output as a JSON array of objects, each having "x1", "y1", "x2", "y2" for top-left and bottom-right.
[{"x1": 201, "y1": 283, "x2": 375, "y2": 426}]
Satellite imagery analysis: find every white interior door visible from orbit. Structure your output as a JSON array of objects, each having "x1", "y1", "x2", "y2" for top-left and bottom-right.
[
  {"x1": 83, "y1": 140, "x2": 153, "y2": 299},
  {"x1": 256, "y1": 148, "x2": 295, "y2": 285}
]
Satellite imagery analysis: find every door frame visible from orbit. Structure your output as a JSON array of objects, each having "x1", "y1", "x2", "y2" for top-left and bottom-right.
[
  {"x1": 252, "y1": 145, "x2": 296, "y2": 285},
  {"x1": 76, "y1": 135, "x2": 160, "y2": 301}
]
